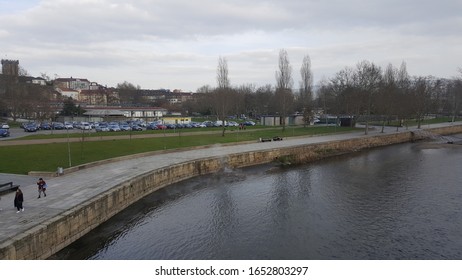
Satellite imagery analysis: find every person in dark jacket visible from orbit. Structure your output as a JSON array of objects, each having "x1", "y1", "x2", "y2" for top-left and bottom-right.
[{"x1": 14, "y1": 188, "x2": 24, "y2": 213}]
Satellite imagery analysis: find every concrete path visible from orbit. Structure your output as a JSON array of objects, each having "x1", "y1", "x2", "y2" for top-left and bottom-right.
[{"x1": 0, "y1": 122, "x2": 460, "y2": 256}]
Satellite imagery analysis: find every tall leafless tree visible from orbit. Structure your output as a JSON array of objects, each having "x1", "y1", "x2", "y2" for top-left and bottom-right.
[
  {"x1": 299, "y1": 54, "x2": 313, "y2": 126},
  {"x1": 275, "y1": 49, "x2": 294, "y2": 131},
  {"x1": 216, "y1": 56, "x2": 231, "y2": 136}
]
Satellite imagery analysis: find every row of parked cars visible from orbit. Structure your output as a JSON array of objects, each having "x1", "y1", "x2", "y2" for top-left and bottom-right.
[
  {"x1": 92, "y1": 120, "x2": 257, "y2": 132},
  {"x1": 94, "y1": 121, "x2": 145, "y2": 132},
  {"x1": 144, "y1": 120, "x2": 256, "y2": 130},
  {"x1": 20, "y1": 121, "x2": 94, "y2": 132},
  {"x1": 17, "y1": 119, "x2": 257, "y2": 133}
]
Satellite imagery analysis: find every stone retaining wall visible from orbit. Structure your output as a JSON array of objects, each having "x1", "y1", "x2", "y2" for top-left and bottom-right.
[{"x1": 2, "y1": 125, "x2": 462, "y2": 259}]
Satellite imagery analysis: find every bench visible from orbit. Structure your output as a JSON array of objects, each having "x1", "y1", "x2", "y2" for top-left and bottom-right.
[
  {"x1": 0, "y1": 182, "x2": 20, "y2": 195},
  {"x1": 259, "y1": 137, "x2": 272, "y2": 142},
  {"x1": 259, "y1": 136, "x2": 283, "y2": 143}
]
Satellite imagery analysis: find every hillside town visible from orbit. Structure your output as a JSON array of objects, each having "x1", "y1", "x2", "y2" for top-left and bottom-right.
[{"x1": 0, "y1": 59, "x2": 198, "y2": 124}]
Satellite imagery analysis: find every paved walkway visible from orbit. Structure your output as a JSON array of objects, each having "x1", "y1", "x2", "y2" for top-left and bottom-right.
[{"x1": 0, "y1": 122, "x2": 460, "y2": 255}]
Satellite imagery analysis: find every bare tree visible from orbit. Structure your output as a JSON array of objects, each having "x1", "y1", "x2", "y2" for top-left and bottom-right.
[
  {"x1": 394, "y1": 61, "x2": 412, "y2": 130},
  {"x1": 191, "y1": 85, "x2": 215, "y2": 116},
  {"x1": 255, "y1": 84, "x2": 274, "y2": 116},
  {"x1": 236, "y1": 83, "x2": 255, "y2": 118},
  {"x1": 329, "y1": 66, "x2": 357, "y2": 116},
  {"x1": 410, "y1": 76, "x2": 434, "y2": 128},
  {"x1": 452, "y1": 69, "x2": 462, "y2": 121},
  {"x1": 116, "y1": 81, "x2": 143, "y2": 106},
  {"x1": 376, "y1": 63, "x2": 399, "y2": 132},
  {"x1": 449, "y1": 79, "x2": 462, "y2": 122},
  {"x1": 354, "y1": 60, "x2": 382, "y2": 134},
  {"x1": 299, "y1": 54, "x2": 314, "y2": 126},
  {"x1": 215, "y1": 56, "x2": 232, "y2": 136},
  {"x1": 275, "y1": 49, "x2": 294, "y2": 131}
]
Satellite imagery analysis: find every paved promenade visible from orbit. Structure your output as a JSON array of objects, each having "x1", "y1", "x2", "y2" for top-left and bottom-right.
[{"x1": 0, "y1": 122, "x2": 460, "y2": 257}]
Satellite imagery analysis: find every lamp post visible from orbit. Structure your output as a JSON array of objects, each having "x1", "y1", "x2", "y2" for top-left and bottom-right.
[{"x1": 67, "y1": 128, "x2": 72, "y2": 167}]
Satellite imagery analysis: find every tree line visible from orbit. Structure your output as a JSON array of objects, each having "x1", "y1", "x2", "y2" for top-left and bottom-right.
[
  {"x1": 1, "y1": 50, "x2": 461, "y2": 131},
  {"x1": 184, "y1": 50, "x2": 462, "y2": 135}
]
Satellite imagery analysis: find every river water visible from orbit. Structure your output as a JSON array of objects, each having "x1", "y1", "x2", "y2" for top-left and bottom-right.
[{"x1": 52, "y1": 137, "x2": 462, "y2": 260}]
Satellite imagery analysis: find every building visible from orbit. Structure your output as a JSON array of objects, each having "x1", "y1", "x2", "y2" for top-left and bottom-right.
[
  {"x1": 18, "y1": 76, "x2": 47, "y2": 86},
  {"x1": 83, "y1": 106, "x2": 168, "y2": 122},
  {"x1": 162, "y1": 116, "x2": 191, "y2": 124},
  {"x1": 79, "y1": 89, "x2": 114, "y2": 106},
  {"x1": 1, "y1": 59, "x2": 19, "y2": 76},
  {"x1": 55, "y1": 87, "x2": 79, "y2": 100},
  {"x1": 55, "y1": 78, "x2": 91, "y2": 91},
  {"x1": 260, "y1": 114, "x2": 310, "y2": 126}
]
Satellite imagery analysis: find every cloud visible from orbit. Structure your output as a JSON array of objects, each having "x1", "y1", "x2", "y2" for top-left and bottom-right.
[{"x1": 1, "y1": 0, "x2": 461, "y2": 91}]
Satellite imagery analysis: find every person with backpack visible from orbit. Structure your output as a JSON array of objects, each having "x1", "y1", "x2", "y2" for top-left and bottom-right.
[{"x1": 37, "y1": 178, "x2": 47, "y2": 198}]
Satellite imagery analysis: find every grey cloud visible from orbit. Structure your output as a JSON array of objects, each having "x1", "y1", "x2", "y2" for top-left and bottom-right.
[
  {"x1": 1, "y1": 0, "x2": 460, "y2": 90},
  {"x1": 2, "y1": 0, "x2": 461, "y2": 45}
]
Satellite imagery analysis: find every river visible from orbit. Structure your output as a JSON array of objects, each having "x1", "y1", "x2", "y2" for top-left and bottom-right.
[{"x1": 51, "y1": 136, "x2": 462, "y2": 260}]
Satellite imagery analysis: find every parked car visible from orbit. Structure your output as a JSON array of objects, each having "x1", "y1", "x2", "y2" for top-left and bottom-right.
[
  {"x1": 202, "y1": 121, "x2": 216, "y2": 127},
  {"x1": 39, "y1": 123, "x2": 52, "y2": 130},
  {"x1": 80, "y1": 122, "x2": 92, "y2": 130},
  {"x1": 108, "y1": 124, "x2": 121, "y2": 132},
  {"x1": 1, "y1": 123, "x2": 9, "y2": 129},
  {"x1": 166, "y1": 124, "x2": 176, "y2": 129},
  {"x1": 64, "y1": 122, "x2": 74, "y2": 129},
  {"x1": 227, "y1": 121, "x2": 239, "y2": 127},
  {"x1": 130, "y1": 124, "x2": 143, "y2": 131},
  {"x1": 95, "y1": 124, "x2": 110, "y2": 132},
  {"x1": 146, "y1": 123, "x2": 159, "y2": 130},
  {"x1": 120, "y1": 124, "x2": 131, "y2": 131},
  {"x1": 24, "y1": 123, "x2": 38, "y2": 132},
  {"x1": 242, "y1": 121, "x2": 256, "y2": 126},
  {"x1": 0, "y1": 128, "x2": 10, "y2": 137},
  {"x1": 156, "y1": 124, "x2": 167, "y2": 130},
  {"x1": 52, "y1": 122, "x2": 65, "y2": 130}
]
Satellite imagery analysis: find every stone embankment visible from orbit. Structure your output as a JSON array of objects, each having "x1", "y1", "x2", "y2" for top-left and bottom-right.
[{"x1": 0, "y1": 124, "x2": 461, "y2": 259}]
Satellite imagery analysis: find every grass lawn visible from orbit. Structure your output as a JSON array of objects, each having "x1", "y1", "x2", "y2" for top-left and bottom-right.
[
  {"x1": 370, "y1": 117, "x2": 462, "y2": 127},
  {"x1": 1, "y1": 126, "x2": 356, "y2": 174}
]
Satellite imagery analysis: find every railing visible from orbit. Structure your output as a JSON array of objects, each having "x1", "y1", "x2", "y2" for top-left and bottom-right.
[{"x1": 0, "y1": 182, "x2": 19, "y2": 195}]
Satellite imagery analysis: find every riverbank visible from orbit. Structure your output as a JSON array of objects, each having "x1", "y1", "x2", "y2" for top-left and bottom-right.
[{"x1": 0, "y1": 123, "x2": 461, "y2": 259}]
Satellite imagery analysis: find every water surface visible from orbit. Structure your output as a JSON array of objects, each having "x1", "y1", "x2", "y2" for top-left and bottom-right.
[{"x1": 52, "y1": 138, "x2": 462, "y2": 259}]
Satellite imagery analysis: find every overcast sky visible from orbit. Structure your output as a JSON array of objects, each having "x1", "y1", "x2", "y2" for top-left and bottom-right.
[{"x1": 1, "y1": 0, "x2": 461, "y2": 92}]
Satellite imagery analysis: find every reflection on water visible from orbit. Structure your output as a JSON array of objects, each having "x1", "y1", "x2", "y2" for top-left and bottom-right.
[{"x1": 52, "y1": 138, "x2": 462, "y2": 260}]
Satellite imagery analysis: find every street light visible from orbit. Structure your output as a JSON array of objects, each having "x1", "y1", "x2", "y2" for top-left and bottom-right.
[{"x1": 67, "y1": 128, "x2": 72, "y2": 167}]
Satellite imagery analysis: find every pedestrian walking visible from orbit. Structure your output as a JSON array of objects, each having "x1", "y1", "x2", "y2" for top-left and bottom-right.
[
  {"x1": 14, "y1": 188, "x2": 24, "y2": 213},
  {"x1": 37, "y1": 177, "x2": 47, "y2": 198}
]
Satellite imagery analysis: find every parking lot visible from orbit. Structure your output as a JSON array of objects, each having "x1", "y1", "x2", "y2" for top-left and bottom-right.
[{"x1": 0, "y1": 127, "x2": 97, "y2": 140}]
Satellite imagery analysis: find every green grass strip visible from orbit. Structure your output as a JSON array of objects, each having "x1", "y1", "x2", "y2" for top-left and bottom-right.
[{"x1": 0, "y1": 126, "x2": 356, "y2": 174}]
